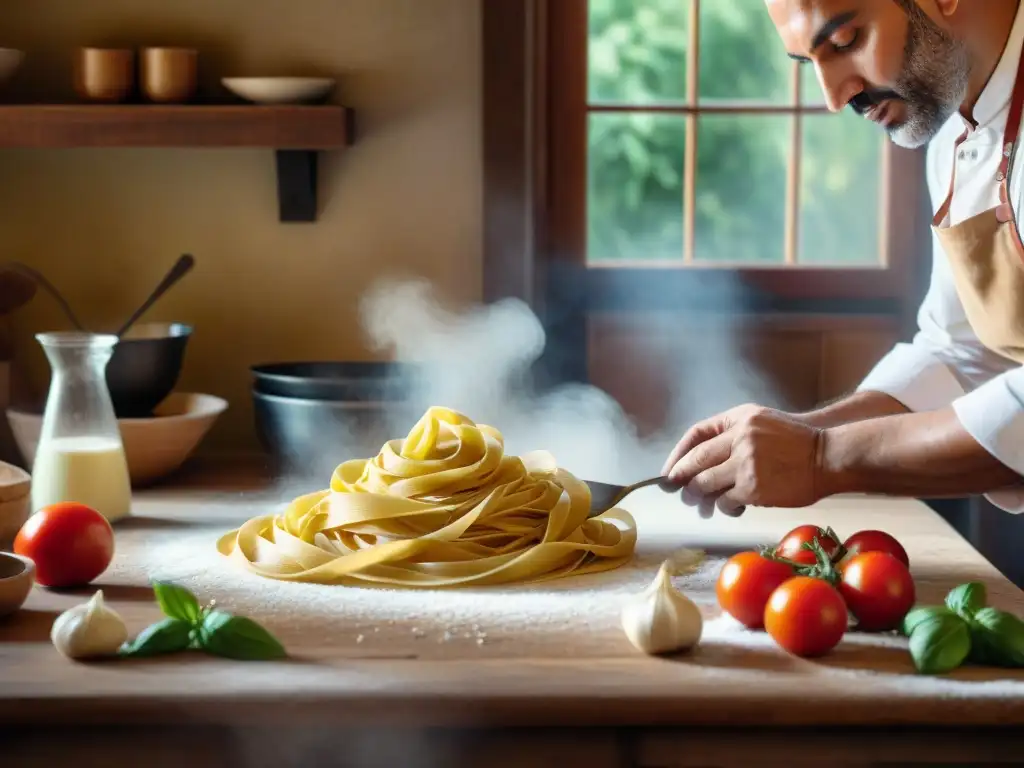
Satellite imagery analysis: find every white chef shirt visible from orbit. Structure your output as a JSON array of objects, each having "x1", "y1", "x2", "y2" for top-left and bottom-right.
[{"x1": 857, "y1": 0, "x2": 1024, "y2": 513}]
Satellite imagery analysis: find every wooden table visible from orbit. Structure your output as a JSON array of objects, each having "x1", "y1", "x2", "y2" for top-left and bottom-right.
[{"x1": 3, "y1": 460, "x2": 1024, "y2": 767}]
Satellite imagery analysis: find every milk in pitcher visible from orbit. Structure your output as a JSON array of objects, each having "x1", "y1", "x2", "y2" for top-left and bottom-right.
[
  {"x1": 31, "y1": 436, "x2": 132, "y2": 523},
  {"x1": 31, "y1": 331, "x2": 133, "y2": 523}
]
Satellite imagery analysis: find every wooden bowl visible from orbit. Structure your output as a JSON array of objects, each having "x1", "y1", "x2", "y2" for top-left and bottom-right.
[
  {"x1": 0, "y1": 462, "x2": 31, "y2": 549},
  {"x1": 7, "y1": 392, "x2": 227, "y2": 487},
  {"x1": 0, "y1": 552, "x2": 34, "y2": 619}
]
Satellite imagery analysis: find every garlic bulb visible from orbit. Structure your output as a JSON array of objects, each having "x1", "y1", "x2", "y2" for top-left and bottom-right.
[
  {"x1": 621, "y1": 560, "x2": 703, "y2": 655},
  {"x1": 51, "y1": 590, "x2": 128, "y2": 660}
]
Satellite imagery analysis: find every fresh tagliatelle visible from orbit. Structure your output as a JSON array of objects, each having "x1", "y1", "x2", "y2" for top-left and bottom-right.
[{"x1": 216, "y1": 406, "x2": 638, "y2": 587}]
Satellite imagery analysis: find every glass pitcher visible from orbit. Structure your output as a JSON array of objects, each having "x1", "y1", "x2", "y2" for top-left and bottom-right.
[{"x1": 31, "y1": 332, "x2": 132, "y2": 523}]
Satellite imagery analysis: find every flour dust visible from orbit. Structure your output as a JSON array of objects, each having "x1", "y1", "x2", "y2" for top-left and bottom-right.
[{"x1": 354, "y1": 276, "x2": 775, "y2": 485}]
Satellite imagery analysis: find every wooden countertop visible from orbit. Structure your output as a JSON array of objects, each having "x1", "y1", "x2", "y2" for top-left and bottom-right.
[{"x1": 3, "y1": 460, "x2": 1024, "y2": 729}]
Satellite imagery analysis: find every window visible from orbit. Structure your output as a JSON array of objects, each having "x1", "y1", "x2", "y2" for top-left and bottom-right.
[{"x1": 544, "y1": 0, "x2": 926, "y2": 303}]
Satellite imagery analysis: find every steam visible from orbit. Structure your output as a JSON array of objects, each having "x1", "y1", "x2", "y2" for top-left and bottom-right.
[{"x1": 357, "y1": 276, "x2": 777, "y2": 485}]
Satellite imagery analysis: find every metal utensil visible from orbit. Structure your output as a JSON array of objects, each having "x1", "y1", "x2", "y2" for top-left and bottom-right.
[
  {"x1": 0, "y1": 261, "x2": 86, "y2": 330},
  {"x1": 0, "y1": 270, "x2": 37, "y2": 316},
  {"x1": 116, "y1": 253, "x2": 195, "y2": 338},
  {"x1": 584, "y1": 475, "x2": 678, "y2": 518}
]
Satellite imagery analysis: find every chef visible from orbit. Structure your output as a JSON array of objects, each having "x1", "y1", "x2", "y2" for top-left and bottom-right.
[{"x1": 662, "y1": 0, "x2": 1024, "y2": 517}]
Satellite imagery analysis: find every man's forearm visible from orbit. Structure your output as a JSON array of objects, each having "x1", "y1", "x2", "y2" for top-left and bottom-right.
[
  {"x1": 818, "y1": 406, "x2": 1024, "y2": 498},
  {"x1": 798, "y1": 390, "x2": 911, "y2": 429}
]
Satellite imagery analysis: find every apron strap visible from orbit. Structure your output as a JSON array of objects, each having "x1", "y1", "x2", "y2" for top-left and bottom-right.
[
  {"x1": 997, "y1": 36, "x2": 1024, "y2": 204},
  {"x1": 939, "y1": 43, "x2": 1024, "y2": 221}
]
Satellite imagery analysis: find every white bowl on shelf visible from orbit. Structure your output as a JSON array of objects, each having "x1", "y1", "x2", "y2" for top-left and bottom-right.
[
  {"x1": 222, "y1": 77, "x2": 335, "y2": 105},
  {"x1": 6, "y1": 392, "x2": 227, "y2": 488},
  {"x1": 0, "y1": 49, "x2": 24, "y2": 86}
]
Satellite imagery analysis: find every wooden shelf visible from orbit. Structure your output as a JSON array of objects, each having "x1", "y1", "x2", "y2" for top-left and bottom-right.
[{"x1": 0, "y1": 104, "x2": 357, "y2": 222}]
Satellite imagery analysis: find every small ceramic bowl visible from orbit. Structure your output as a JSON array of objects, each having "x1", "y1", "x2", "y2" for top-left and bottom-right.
[
  {"x1": 222, "y1": 77, "x2": 335, "y2": 104},
  {"x1": 0, "y1": 552, "x2": 34, "y2": 618}
]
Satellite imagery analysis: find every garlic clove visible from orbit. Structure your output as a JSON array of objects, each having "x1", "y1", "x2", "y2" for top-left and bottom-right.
[
  {"x1": 621, "y1": 560, "x2": 704, "y2": 656},
  {"x1": 51, "y1": 589, "x2": 129, "y2": 660}
]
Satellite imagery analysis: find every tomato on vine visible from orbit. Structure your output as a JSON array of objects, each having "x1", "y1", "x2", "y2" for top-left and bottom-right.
[
  {"x1": 838, "y1": 551, "x2": 915, "y2": 631},
  {"x1": 716, "y1": 551, "x2": 795, "y2": 629},
  {"x1": 841, "y1": 530, "x2": 910, "y2": 569},
  {"x1": 775, "y1": 525, "x2": 842, "y2": 566},
  {"x1": 764, "y1": 576, "x2": 848, "y2": 657}
]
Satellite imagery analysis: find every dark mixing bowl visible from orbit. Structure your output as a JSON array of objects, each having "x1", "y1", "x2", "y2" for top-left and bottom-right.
[
  {"x1": 252, "y1": 390, "x2": 414, "y2": 479},
  {"x1": 250, "y1": 361, "x2": 423, "y2": 477},
  {"x1": 250, "y1": 361, "x2": 419, "y2": 401},
  {"x1": 107, "y1": 322, "x2": 192, "y2": 418}
]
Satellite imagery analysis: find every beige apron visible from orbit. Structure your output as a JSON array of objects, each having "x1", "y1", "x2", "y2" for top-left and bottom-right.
[{"x1": 935, "y1": 47, "x2": 1024, "y2": 363}]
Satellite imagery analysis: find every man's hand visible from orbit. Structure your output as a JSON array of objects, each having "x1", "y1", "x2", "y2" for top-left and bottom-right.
[{"x1": 661, "y1": 404, "x2": 824, "y2": 516}]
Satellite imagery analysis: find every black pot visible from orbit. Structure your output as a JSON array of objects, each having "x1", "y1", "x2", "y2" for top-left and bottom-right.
[
  {"x1": 107, "y1": 322, "x2": 192, "y2": 418},
  {"x1": 250, "y1": 361, "x2": 418, "y2": 402},
  {"x1": 252, "y1": 389, "x2": 413, "y2": 479}
]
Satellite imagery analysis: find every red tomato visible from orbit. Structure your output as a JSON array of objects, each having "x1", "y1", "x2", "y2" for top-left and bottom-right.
[
  {"x1": 775, "y1": 524, "x2": 841, "y2": 565},
  {"x1": 838, "y1": 551, "x2": 915, "y2": 632},
  {"x1": 13, "y1": 502, "x2": 114, "y2": 588},
  {"x1": 716, "y1": 551, "x2": 795, "y2": 629},
  {"x1": 841, "y1": 530, "x2": 910, "y2": 569},
  {"x1": 764, "y1": 576, "x2": 848, "y2": 657}
]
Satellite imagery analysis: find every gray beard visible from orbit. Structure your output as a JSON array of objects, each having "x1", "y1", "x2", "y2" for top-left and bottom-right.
[{"x1": 887, "y1": 0, "x2": 971, "y2": 148}]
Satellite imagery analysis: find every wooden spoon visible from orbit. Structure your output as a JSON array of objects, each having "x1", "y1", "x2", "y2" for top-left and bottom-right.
[{"x1": 115, "y1": 253, "x2": 195, "y2": 338}]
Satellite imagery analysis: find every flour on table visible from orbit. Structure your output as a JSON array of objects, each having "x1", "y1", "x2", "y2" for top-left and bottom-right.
[
  {"x1": 103, "y1": 489, "x2": 1024, "y2": 701},
  {"x1": 108, "y1": 497, "x2": 720, "y2": 654}
]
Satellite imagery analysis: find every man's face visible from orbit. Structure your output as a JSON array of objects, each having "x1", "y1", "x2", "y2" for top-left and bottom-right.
[{"x1": 765, "y1": 0, "x2": 971, "y2": 148}]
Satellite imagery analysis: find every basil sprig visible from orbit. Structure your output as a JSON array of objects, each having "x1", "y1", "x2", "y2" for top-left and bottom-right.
[
  {"x1": 119, "y1": 581, "x2": 286, "y2": 661},
  {"x1": 902, "y1": 581, "x2": 1024, "y2": 674}
]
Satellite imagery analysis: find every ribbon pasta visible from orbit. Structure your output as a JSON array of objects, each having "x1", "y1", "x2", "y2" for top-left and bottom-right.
[{"x1": 216, "y1": 406, "x2": 638, "y2": 587}]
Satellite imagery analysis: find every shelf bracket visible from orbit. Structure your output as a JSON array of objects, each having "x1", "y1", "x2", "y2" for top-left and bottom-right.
[{"x1": 275, "y1": 150, "x2": 319, "y2": 223}]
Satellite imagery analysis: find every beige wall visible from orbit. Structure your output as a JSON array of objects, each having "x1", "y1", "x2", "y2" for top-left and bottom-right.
[
  {"x1": 0, "y1": 0, "x2": 482, "y2": 453},
  {"x1": 0, "y1": 0, "x2": 902, "y2": 463}
]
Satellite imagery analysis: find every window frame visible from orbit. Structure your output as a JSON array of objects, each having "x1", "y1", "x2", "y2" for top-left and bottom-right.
[
  {"x1": 482, "y1": 0, "x2": 932, "y2": 313},
  {"x1": 550, "y1": 0, "x2": 928, "y2": 302}
]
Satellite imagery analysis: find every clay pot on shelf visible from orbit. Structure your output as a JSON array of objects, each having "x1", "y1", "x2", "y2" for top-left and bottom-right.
[
  {"x1": 74, "y1": 47, "x2": 134, "y2": 103},
  {"x1": 140, "y1": 47, "x2": 197, "y2": 103}
]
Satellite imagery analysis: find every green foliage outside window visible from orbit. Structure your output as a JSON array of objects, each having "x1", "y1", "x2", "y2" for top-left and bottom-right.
[{"x1": 586, "y1": 0, "x2": 883, "y2": 265}]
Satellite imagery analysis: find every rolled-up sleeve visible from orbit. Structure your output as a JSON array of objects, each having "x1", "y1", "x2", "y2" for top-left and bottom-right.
[
  {"x1": 952, "y1": 371, "x2": 1024, "y2": 512},
  {"x1": 857, "y1": 338, "x2": 967, "y2": 413}
]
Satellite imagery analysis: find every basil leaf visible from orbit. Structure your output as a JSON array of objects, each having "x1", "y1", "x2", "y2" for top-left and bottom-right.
[
  {"x1": 968, "y1": 607, "x2": 1024, "y2": 668},
  {"x1": 901, "y1": 606, "x2": 953, "y2": 637},
  {"x1": 119, "y1": 617, "x2": 192, "y2": 658},
  {"x1": 152, "y1": 581, "x2": 201, "y2": 624},
  {"x1": 907, "y1": 611, "x2": 971, "y2": 675},
  {"x1": 198, "y1": 610, "x2": 287, "y2": 661},
  {"x1": 945, "y1": 582, "x2": 987, "y2": 619}
]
